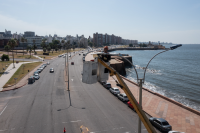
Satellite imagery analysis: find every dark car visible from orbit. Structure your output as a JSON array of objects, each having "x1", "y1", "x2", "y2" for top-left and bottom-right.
[
  {"x1": 34, "y1": 71, "x2": 39, "y2": 75},
  {"x1": 149, "y1": 117, "x2": 172, "y2": 132},
  {"x1": 50, "y1": 68, "x2": 54, "y2": 73},
  {"x1": 103, "y1": 82, "x2": 112, "y2": 89},
  {"x1": 71, "y1": 62, "x2": 74, "y2": 65},
  {"x1": 100, "y1": 81, "x2": 106, "y2": 85},
  {"x1": 33, "y1": 73, "x2": 40, "y2": 80}
]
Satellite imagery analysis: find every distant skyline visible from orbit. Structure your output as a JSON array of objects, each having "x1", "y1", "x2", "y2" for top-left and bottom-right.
[{"x1": 0, "y1": 0, "x2": 200, "y2": 44}]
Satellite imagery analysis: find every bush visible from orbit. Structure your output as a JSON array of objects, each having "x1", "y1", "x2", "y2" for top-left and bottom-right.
[{"x1": 1, "y1": 54, "x2": 10, "y2": 61}]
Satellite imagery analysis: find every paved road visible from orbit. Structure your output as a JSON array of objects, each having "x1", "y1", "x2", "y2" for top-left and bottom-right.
[{"x1": 0, "y1": 51, "x2": 158, "y2": 133}]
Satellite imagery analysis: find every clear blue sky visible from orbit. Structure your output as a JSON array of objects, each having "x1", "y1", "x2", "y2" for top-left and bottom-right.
[{"x1": 0, "y1": 0, "x2": 200, "y2": 44}]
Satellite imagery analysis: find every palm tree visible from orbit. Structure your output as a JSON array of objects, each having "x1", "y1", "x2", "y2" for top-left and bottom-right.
[
  {"x1": 32, "y1": 40, "x2": 37, "y2": 54},
  {"x1": 27, "y1": 45, "x2": 33, "y2": 58},
  {"x1": 21, "y1": 37, "x2": 25, "y2": 55},
  {"x1": 7, "y1": 39, "x2": 17, "y2": 68},
  {"x1": 4, "y1": 45, "x2": 11, "y2": 55},
  {"x1": 14, "y1": 38, "x2": 18, "y2": 55}
]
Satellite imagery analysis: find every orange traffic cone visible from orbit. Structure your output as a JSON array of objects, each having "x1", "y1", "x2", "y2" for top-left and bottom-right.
[{"x1": 64, "y1": 127, "x2": 66, "y2": 133}]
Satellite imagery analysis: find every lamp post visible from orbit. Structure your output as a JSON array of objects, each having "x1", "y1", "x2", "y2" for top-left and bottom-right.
[{"x1": 114, "y1": 44, "x2": 182, "y2": 133}]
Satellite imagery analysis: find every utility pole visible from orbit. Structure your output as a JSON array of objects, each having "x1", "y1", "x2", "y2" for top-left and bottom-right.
[
  {"x1": 67, "y1": 48, "x2": 69, "y2": 91},
  {"x1": 138, "y1": 78, "x2": 143, "y2": 133}
]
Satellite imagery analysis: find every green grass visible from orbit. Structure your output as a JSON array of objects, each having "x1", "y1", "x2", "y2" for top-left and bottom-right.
[
  {"x1": 0, "y1": 60, "x2": 25, "y2": 77},
  {"x1": 3, "y1": 62, "x2": 42, "y2": 88}
]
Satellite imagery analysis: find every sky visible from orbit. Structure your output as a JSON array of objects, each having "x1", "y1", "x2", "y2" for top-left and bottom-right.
[{"x1": 0, "y1": 0, "x2": 200, "y2": 44}]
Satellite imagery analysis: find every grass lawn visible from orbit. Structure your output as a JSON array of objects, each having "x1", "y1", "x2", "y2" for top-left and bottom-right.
[
  {"x1": 3, "y1": 62, "x2": 42, "y2": 88},
  {"x1": 14, "y1": 55, "x2": 37, "y2": 59},
  {"x1": 0, "y1": 60, "x2": 25, "y2": 77}
]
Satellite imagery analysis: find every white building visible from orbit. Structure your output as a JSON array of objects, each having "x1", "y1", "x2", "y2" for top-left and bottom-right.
[{"x1": 46, "y1": 35, "x2": 53, "y2": 43}]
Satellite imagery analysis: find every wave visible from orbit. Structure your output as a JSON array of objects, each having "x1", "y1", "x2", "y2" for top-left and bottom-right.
[{"x1": 126, "y1": 76, "x2": 200, "y2": 111}]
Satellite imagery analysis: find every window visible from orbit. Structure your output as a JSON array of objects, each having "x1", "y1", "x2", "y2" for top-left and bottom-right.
[
  {"x1": 92, "y1": 69, "x2": 97, "y2": 75},
  {"x1": 104, "y1": 68, "x2": 109, "y2": 73}
]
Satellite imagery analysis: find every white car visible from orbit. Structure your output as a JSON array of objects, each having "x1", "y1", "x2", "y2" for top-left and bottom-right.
[
  {"x1": 117, "y1": 93, "x2": 129, "y2": 102},
  {"x1": 109, "y1": 87, "x2": 120, "y2": 95},
  {"x1": 47, "y1": 62, "x2": 50, "y2": 65}
]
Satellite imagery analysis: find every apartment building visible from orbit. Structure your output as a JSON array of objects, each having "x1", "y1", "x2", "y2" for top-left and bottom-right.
[{"x1": 93, "y1": 32, "x2": 122, "y2": 47}]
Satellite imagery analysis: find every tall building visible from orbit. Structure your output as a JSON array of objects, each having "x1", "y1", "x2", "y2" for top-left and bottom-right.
[
  {"x1": 93, "y1": 32, "x2": 122, "y2": 46},
  {"x1": 24, "y1": 31, "x2": 35, "y2": 37}
]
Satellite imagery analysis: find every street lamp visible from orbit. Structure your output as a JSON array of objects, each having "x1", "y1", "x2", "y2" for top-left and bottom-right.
[{"x1": 123, "y1": 44, "x2": 182, "y2": 133}]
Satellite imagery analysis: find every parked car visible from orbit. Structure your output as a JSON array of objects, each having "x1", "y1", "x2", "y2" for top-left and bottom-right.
[
  {"x1": 28, "y1": 76, "x2": 35, "y2": 84},
  {"x1": 117, "y1": 93, "x2": 129, "y2": 102},
  {"x1": 37, "y1": 69, "x2": 42, "y2": 73},
  {"x1": 50, "y1": 68, "x2": 54, "y2": 73},
  {"x1": 71, "y1": 62, "x2": 74, "y2": 65},
  {"x1": 34, "y1": 71, "x2": 39, "y2": 75},
  {"x1": 109, "y1": 87, "x2": 120, "y2": 95},
  {"x1": 103, "y1": 82, "x2": 111, "y2": 89},
  {"x1": 33, "y1": 73, "x2": 40, "y2": 80},
  {"x1": 100, "y1": 81, "x2": 106, "y2": 85},
  {"x1": 69, "y1": 55, "x2": 71, "y2": 57},
  {"x1": 79, "y1": 54, "x2": 81, "y2": 55},
  {"x1": 47, "y1": 62, "x2": 50, "y2": 65},
  {"x1": 83, "y1": 57, "x2": 85, "y2": 61},
  {"x1": 149, "y1": 117, "x2": 172, "y2": 132}
]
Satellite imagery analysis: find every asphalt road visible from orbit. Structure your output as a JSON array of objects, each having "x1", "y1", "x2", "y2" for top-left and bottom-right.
[{"x1": 0, "y1": 51, "x2": 159, "y2": 133}]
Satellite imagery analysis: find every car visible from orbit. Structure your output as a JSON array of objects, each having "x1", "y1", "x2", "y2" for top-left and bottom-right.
[
  {"x1": 79, "y1": 54, "x2": 81, "y2": 55},
  {"x1": 34, "y1": 71, "x2": 39, "y2": 75},
  {"x1": 69, "y1": 55, "x2": 71, "y2": 57},
  {"x1": 63, "y1": 55, "x2": 66, "y2": 58},
  {"x1": 50, "y1": 68, "x2": 54, "y2": 73},
  {"x1": 83, "y1": 58, "x2": 85, "y2": 61},
  {"x1": 109, "y1": 87, "x2": 120, "y2": 95},
  {"x1": 149, "y1": 117, "x2": 172, "y2": 132},
  {"x1": 37, "y1": 69, "x2": 42, "y2": 73},
  {"x1": 71, "y1": 62, "x2": 74, "y2": 65},
  {"x1": 33, "y1": 73, "x2": 40, "y2": 80},
  {"x1": 103, "y1": 82, "x2": 111, "y2": 89},
  {"x1": 47, "y1": 62, "x2": 50, "y2": 65},
  {"x1": 117, "y1": 93, "x2": 129, "y2": 102},
  {"x1": 100, "y1": 81, "x2": 106, "y2": 85}
]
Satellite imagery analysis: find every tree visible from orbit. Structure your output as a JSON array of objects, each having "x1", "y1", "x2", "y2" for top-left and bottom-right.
[
  {"x1": 7, "y1": 39, "x2": 17, "y2": 68},
  {"x1": 47, "y1": 46, "x2": 51, "y2": 53},
  {"x1": 55, "y1": 47, "x2": 58, "y2": 52},
  {"x1": 27, "y1": 45, "x2": 32, "y2": 58},
  {"x1": 43, "y1": 48, "x2": 46, "y2": 53},
  {"x1": 129, "y1": 44, "x2": 133, "y2": 47},
  {"x1": 32, "y1": 40, "x2": 37, "y2": 54},
  {"x1": 4, "y1": 45, "x2": 10, "y2": 55},
  {"x1": 21, "y1": 37, "x2": 25, "y2": 55},
  {"x1": 14, "y1": 38, "x2": 18, "y2": 55}
]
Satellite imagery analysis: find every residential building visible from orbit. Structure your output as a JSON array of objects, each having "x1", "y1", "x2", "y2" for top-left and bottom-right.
[{"x1": 24, "y1": 31, "x2": 35, "y2": 37}]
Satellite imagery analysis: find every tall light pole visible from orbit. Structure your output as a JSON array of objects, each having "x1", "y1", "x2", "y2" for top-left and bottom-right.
[
  {"x1": 113, "y1": 44, "x2": 182, "y2": 133},
  {"x1": 138, "y1": 44, "x2": 182, "y2": 133}
]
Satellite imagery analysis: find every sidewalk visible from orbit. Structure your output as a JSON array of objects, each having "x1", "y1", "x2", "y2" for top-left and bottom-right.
[
  {"x1": 85, "y1": 52, "x2": 200, "y2": 133},
  {"x1": 0, "y1": 62, "x2": 32, "y2": 91},
  {"x1": 1, "y1": 62, "x2": 43, "y2": 92}
]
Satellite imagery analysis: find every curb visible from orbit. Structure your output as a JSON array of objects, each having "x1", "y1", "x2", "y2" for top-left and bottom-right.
[
  {"x1": 1, "y1": 82, "x2": 27, "y2": 92},
  {"x1": 120, "y1": 75, "x2": 200, "y2": 116},
  {"x1": 1, "y1": 62, "x2": 43, "y2": 92}
]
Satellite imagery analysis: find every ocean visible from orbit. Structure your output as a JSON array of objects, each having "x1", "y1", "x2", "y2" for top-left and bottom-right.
[{"x1": 110, "y1": 44, "x2": 200, "y2": 111}]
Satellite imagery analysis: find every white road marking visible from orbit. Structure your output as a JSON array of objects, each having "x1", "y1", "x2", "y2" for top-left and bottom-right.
[
  {"x1": 0, "y1": 105, "x2": 7, "y2": 116},
  {"x1": 70, "y1": 120, "x2": 81, "y2": 123},
  {"x1": 71, "y1": 79, "x2": 73, "y2": 81}
]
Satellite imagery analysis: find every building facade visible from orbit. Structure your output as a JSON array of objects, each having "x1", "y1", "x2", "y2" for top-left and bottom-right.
[{"x1": 24, "y1": 31, "x2": 35, "y2": 38}]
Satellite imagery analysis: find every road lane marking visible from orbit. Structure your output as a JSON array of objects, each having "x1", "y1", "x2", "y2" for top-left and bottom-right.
[
  {"x1": 71, "y1": 79, "x2": 73, "y2": 81},
  {"x1": 0, "y1": 105, "x2": 7, "y2": 116}
]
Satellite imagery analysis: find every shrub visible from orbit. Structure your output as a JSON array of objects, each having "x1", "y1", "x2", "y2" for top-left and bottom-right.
[{"x1": 1, "y1": 54, "x2": 10, "y2": 61}]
